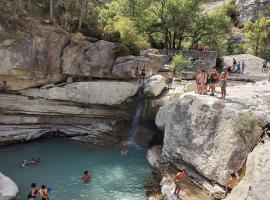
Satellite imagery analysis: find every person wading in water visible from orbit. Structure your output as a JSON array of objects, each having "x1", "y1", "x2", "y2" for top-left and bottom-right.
[{"x1": 28, "y1": 183, "x2": 38, "y2": 200}]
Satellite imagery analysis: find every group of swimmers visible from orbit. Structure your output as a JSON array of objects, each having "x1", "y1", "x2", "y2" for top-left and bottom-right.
[
  {"x1": 196, "y1": 67, "x2": 229, "y2": 100},
  {"x1": 28, "y1": 183, "x2": 49, "y2": 200},
  {"x1": 22, "y1": 157, "x2": 41, "y2": 167},
  {"x1": 27, "y1": 170, "x2": 92, "y2": 200}
]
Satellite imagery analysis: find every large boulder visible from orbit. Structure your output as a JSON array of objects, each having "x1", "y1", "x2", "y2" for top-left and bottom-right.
[
  {"x1": 0, "y1": 172, "x2": 18, "y2": 200},
  {"x1": 236, "y1": 0, "x2": 270, "y2": 23},
  {"x1": 144, "y1": 75, "x2": 167, "y2": 97},
  {"x1": 61, "y1": 37, "x2": 117, "y2": 78},
  {"x1": 0, "y1": 24, "x2": 68, "y2": 90},
  {"x1": 223, "y1": 54, "x2": 269, "y2": 79},
  {"x1": 225, "y1": 141, "x2": 270, "y2": 200},
  {"x1": 156, "y1": 81, "x2": 270, "y2": 185},
  {"x1": 20, "y1": 81, "x2": 139, "y2": 106},
  {"x1": 112, "y1": 54, "x2": 167, "y2": 79}
]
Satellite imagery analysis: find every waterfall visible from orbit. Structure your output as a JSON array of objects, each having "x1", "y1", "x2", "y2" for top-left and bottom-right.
[{"x1": 128, "y1": 87, "x2": 145, "y2": 145}]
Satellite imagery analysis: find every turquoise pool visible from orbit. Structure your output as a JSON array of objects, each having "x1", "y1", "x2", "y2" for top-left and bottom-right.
[{"x1": 0, "y1": 138, "x2": 152, "y2": 200}]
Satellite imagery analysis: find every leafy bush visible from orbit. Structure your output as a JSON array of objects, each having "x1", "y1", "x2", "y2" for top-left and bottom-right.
[
  {"x1": 172, "y1": 55, "x2": 191, "y2": 73},
  {"x1": 115, "y1": 43, "x2": 130, "y2": 57},
  {"x1": 233, "y1": 111, "x2": 255, "y2": 143},
  {"x1": 222, "y1": 0, "x2": 239, "y2": 26}
]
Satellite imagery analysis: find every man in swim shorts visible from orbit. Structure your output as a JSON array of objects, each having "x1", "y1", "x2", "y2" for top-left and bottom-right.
[{"x1": 174, "y1": 168, "x2": 185, "y2": 197}]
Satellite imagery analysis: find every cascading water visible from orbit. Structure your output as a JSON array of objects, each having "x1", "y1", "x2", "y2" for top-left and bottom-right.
[{"x1": 128, "y1": 86, "x2": 145, "y2": 145}]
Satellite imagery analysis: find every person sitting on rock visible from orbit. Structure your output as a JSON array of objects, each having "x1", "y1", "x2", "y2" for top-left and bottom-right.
[
  {"x1": 173, "y1": 168, "x2": 185, "y2": 197},
  {"x1": 225, "y1": 173, "x2": 239, "y2": 197},
  {"x1": 81, "y1": 170, "x2": 92, "y2": 183}
]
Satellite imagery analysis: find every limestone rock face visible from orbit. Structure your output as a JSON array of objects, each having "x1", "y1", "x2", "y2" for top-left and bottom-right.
[
  {"x1": 236, "y1": 0, "x2": 270, "y2": 23},
  {"x1": 156, "y1": 81, "x2": 270, "y2": 185},
  {"x1": 61, "y1": 39, "x2": 117, "y2": 78},
  {"x1": 0, "y1": 25, "x2": 68, "y2": 90},
  {"x1": 223, "y1": 54, "x2": 269, "y2": 79},
  {"x1": 20, "y1": 81, "x2": 139, "y2": 106},
  {"x1": 144, "y1": 75, "x2": 167, "y2": 97},
  {"x1": 225, "y1": 141, "x2": 270, "y2": 200},
  {"x1": 0, "y1": 172, "x2": 18, "y2": 200},
  {"x1": 0, "y1": 81, "x2": 139, "y2": 145},
  {"x1": 112, "y1": 54, "x2": 167, "y2": 79}
]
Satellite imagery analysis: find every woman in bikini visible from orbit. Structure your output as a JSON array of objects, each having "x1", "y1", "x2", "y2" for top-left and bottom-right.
[{"x1": 28, "y1": 183, "x2": 38, "y2": 200}]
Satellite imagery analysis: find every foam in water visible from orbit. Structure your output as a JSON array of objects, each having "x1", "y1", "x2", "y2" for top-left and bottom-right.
[{"x1": 0, "y1": 138, "x2": 152, "y2": 200}]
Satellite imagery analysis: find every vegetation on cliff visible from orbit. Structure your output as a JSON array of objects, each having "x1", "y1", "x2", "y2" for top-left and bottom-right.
[{"x1": 0, "y1": 0, "x2": 269, "y2": 59}]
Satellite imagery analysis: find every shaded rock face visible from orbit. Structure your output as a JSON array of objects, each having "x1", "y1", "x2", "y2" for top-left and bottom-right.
[
  {"x1": 0, "y1": 25, "x2": 68, "y2": 90},
  {"x1": 225, "y1": 141, "x2": 270, "y2": 200},
  {"x1": 156, "y1": 81, "x2": 270, "y2": 185},
  {"x1": 236, "y1": 0, "x2": 270, "y2": 23},
  {"x1": 0, "y1": 81, "x2": 138, "y2": 146},
  {"x1": 0, "y1": 172, "x2": 18, "y2": 200}
]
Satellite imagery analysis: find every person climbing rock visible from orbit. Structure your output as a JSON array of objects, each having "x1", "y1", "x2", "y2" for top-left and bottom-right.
[
  {"x1": 173, "y1": 168, "x2": 185, "y2": 197},
  {"x1": 28, "y1": 183, "x2": 38, "y2": 200},
  {"x1": 81, "y1": 170, "x2": 92, "y2": 183},
  {"x1": 225, "y1": 173, "x2": 239, "y2": 197},
  {"x1": 39, "y1": 185, "x2": 49, "y2": 200}
]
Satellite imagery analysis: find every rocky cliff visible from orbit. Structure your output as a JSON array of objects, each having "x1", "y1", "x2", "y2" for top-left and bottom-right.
[
  {"x1": 236, "y1": 0, "x2": 270, "y2": 23},
  {"x1": 156, "y1": 81, "x2": 270, "y2": 186},
  {"x1": 0, "y1": 23, "x2": 167, "y2": 91}
]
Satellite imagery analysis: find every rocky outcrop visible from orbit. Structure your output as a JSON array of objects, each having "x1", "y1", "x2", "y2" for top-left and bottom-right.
[
  {"x1": 20, "y1": 81, "x2": 139, "y2": 106},
  {"x1": 156, "y1": 81, "x2": 270, "y2": 185},
  {"x1": 0, "y1": 23, "x2": 167, "y2": 91},
  {"x1": 0, "y1": 24, "x2": 68, "y2": 90},
  {"x1": 225, "y1": 141, "x2": 270, "y2": 200},
  {"x1": 223, "y1": 54, "x2": 269, "y2": 79},
  {"x1": 144, "y1": 75, "x2": 167, "y2": 97},
  {"x1": 236, "y1": 0, "x2": 270, "y2": 23},
  {"x1": 0, "y1": 81, "x2": 139, "y2": 145},
  {"x1": 0, "y1": 172, "x2": 18, "y2": 200}
]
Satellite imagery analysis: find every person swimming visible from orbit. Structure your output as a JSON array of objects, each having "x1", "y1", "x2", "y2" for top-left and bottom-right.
[
  {"x1": 81, "y1": 170, "x2": 91, "y2": 183},
  {"x1": 39, "y1": 185, "x2": 49, "y2": 200},
  {"x1": 28, "y1": 183, "x2": 38, "y2": 200},
  {"x1": 121, "y1": 140, "x2": 129, "y2": 155},
  {"x1": 21, "y1": 157, "x2": 41, "y2": 167}
]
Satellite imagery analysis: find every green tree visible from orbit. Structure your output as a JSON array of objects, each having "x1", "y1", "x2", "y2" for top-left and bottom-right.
[
  {"x1": 244, "y1": 17, "x2": 270, "y2": 57},
  {"x1": 172, "y1": 55, "x2": 191, "y2": 73}
]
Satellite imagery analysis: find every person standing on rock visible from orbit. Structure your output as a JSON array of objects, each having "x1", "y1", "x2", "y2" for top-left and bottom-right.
[
  {"x1": 237, "y1": 62, "x2": 241, "y2": 73},
  {"x1": 139, "y1": 66, "x2": 146, "y2": 84},
  {"x1": 167, "y1": 70, "x2": 174, "y2": 89},
  {"x1": 225, "y1": 173, "x2": 239, "y2": 197},
  {"x1": 241, "y1": 61, "x2": 246, "y2": 74},
  {"x1": 173, "y1": 168, "x2": 185, "y2": 197},
  {"x1": 263, "y1": 60, "x2": 268, "y2": 72},
  {"x1": 220, "y1": 69, "x2": 228, "y2": 100}
]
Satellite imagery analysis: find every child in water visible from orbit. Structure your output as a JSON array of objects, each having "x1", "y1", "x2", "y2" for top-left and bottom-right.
[
  {"x1": 81, "y1": 170, "x2": 92, "y2": 183},
  {"x1": 39, "y1": 185, "x2": 49, "y2": 200}
]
